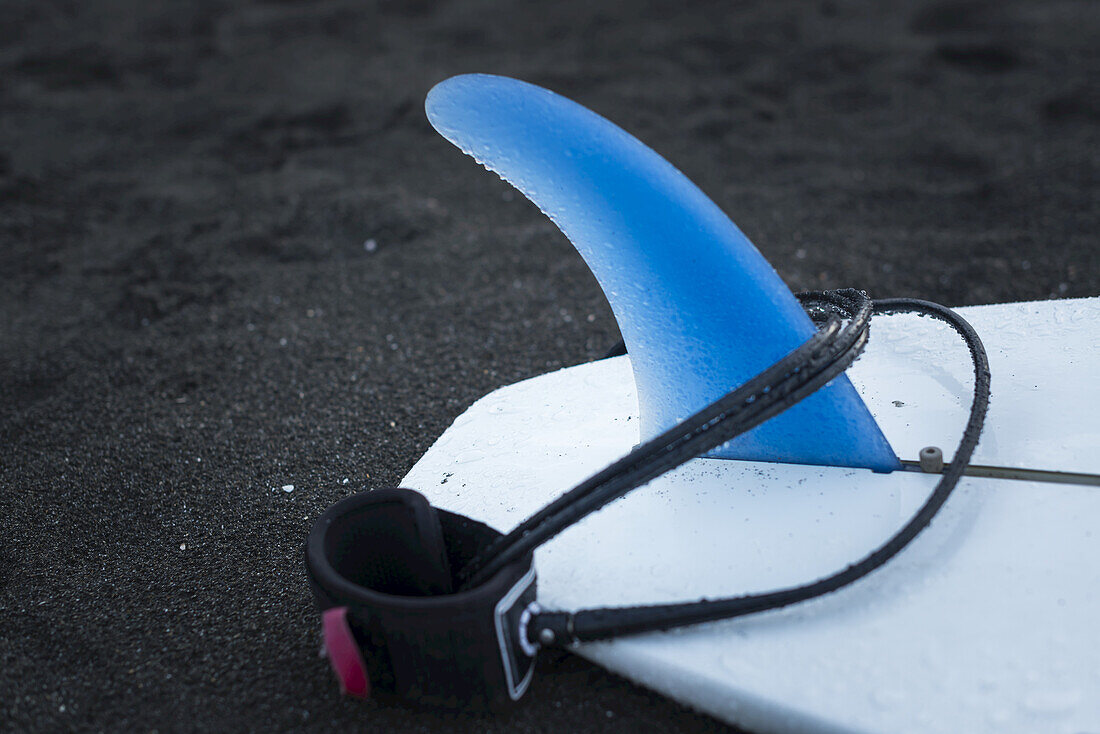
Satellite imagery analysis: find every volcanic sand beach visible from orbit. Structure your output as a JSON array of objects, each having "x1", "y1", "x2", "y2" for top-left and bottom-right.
[{"x1": 2, "y1": 0, "x2": 1097, "y2": 731}]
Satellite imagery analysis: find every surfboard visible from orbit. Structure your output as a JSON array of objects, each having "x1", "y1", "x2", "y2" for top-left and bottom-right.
[
  {"x1": 402, "y1": 296, "x2": 1100, "y2": 734},
  {"x1": 381, "y1": 73, "x2": 1100, "y2": 731}
]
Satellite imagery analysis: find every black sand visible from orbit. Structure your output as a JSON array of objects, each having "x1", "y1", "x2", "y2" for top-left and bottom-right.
[{"x1": 2, "y1": 1, "x2": 1096, "y2": 731}]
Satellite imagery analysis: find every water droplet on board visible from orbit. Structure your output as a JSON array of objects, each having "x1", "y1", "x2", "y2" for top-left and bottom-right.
[
  {"x1": 453, "y1": 449, "x2": 486, "y2": 465},
  {"x1": 487, "y1": 398, "x2": 520, "y2": 415}
]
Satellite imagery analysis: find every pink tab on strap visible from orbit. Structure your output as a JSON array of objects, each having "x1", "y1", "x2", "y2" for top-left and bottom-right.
[{"x1": 322, "y1": 606, "x2": 371, "y2": 698}]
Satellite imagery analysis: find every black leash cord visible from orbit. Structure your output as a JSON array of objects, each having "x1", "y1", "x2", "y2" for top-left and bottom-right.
[
  {"x1": 531, "y1": 297, "x2": 990, "y2": 645},
  {"x1": 457, "y1": 288, "x2": 875, "y2": 590},
  {"x1": 462, "y1": 294, "x2": 989, "y2": 646}
]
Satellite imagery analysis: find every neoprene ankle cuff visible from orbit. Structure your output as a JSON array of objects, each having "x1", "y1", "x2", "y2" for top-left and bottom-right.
[{"x1": 304, "y1": 488, "x2": 537, "y2": 709}]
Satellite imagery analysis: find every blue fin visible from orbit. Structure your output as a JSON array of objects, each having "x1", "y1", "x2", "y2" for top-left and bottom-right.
[{"x1": 426, "y1": 74, "x2": 898, "y2": 471}]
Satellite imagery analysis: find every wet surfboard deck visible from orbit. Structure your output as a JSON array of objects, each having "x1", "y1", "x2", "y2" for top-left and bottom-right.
[{"x1": 402, "y1": 296, "x2": 1100, "y2": 734}]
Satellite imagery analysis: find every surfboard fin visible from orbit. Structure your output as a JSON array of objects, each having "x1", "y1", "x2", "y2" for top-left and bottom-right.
[{"x1": 426, "y1": 73, "x2": 898, "y2": 472}]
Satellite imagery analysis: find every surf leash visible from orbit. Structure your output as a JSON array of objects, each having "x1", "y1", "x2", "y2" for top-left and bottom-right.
[{"x1": 304, "y1": 290, "x2": 990, "y2": 708}]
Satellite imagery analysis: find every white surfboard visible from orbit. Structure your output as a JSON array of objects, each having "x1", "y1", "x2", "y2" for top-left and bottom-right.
[{"x1": 402, "y1": 296, "x2": 1100, "y2": 734}]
